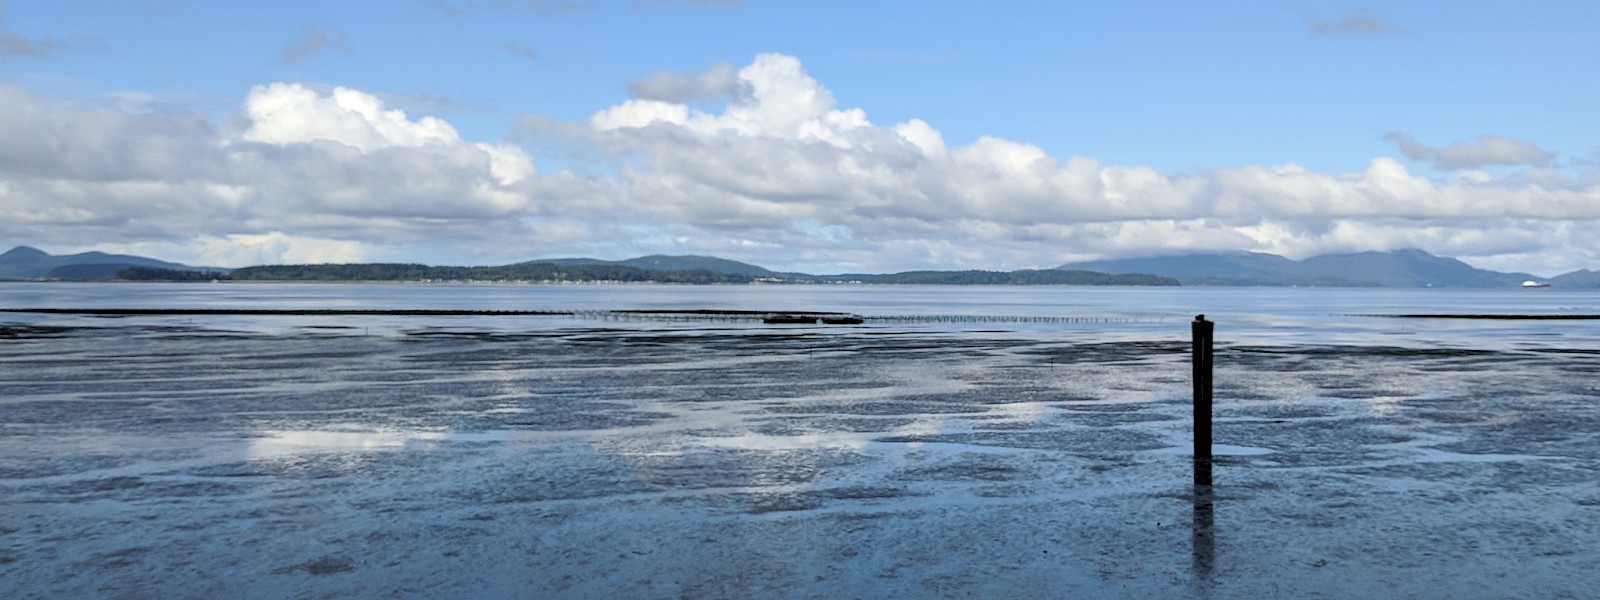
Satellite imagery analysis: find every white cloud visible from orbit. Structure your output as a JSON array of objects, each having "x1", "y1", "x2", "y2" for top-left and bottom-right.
[
  {"x1": 0, "y1": 85, "x2": 224, "y2": 182},
  {"x1": 570, "y1": 55, "x2": 1600, "y2": 272},
  {"x1": 241, "y1": 83, "x2": 463, "y2": 152},
  {"x1": 4, "y1": 54, "x2": 1600, "y2": 275},
  {"x1": 590, "y1": 99, "x2": 690, "y2": 130},
  {"x1": 102, "y1": 233, "x2": 372, "y2": 267},
  {"x1": 0, "y1": 83, "x2": 546, "y2": 265}
]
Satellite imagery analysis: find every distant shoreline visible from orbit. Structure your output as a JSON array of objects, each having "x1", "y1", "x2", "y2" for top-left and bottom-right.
[{"x1": 0, "y1": 278, "x2": 1180, "y2": 287}]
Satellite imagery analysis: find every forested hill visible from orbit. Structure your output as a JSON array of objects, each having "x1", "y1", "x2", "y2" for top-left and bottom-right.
[
  {"x1": 844, "y1": 270, "x2": 1177, "y2": 285},
  {"x1": 221, "y1": 263, "x2": 753, "y2": 283},
  {"x1": 117, "y1": 261, "x2": 1179, "y2": 286},
  {"x1": 1056, "y1": 249, "x2": 1567, "y2": 288},
  {"x1": 0, "y1": 246, "x2": 220, "y2": 280}
]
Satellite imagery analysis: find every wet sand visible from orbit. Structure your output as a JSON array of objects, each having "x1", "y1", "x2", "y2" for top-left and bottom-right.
[{"x1": 2, "y1": 322, "x2": 1597, "y2": 598}]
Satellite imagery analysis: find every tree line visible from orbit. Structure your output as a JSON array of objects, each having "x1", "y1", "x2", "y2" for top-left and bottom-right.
[
  {"x1": 117, "y1": 264, "x2": 1179, "y2": 286},
  {"x1": 120, "y1": 263, "x2": 755, "y2": 283}
]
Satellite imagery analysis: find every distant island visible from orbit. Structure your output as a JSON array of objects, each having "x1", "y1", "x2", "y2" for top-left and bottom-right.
[
  {"x1": 117, "y1": 262, "x2": 1179, "y2": 286},
  {"x1": 1055, "y1": 249, "x2": 1600, "y2": 289},
  {"x1": 0, "y1": 246, "x2": 224, "y2": 280},
  {"x1": 1, "y1": 246, "x2": 1176, "y2": 285},
  {"x1": 5, "y1": 245, "x2": 1598, "y2": 288}
]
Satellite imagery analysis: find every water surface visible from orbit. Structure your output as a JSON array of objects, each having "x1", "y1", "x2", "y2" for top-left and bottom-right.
[{"x1": 2, "y1": 283, "x2": 1597, "y2": 598}]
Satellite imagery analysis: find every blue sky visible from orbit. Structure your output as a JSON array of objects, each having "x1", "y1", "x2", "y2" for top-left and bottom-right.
[{"x1": 3, "y1": 0, "x2": 1599, "y2": 275}]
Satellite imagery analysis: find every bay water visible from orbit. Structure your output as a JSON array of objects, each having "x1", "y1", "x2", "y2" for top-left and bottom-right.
[{"x1": 2, "y1": 282, "x2": 1597, "y2": 598}]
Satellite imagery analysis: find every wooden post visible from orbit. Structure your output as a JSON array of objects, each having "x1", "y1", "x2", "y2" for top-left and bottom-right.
[
  {"x1": 1191, "y1": 315, "x2": 1216, "y2": 578},
  {"x1": 1192, "y1": 315, "x2": 1213, "y2": 487}
]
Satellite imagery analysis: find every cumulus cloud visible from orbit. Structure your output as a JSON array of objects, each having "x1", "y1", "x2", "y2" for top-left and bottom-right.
[
  {"x1": 5, "y1": 54, "x2": 1600, "y2": 275},
  {"x1": 280, "y1": 27, "x2": 349, "y2": 64},
  {"x1": 0, "y1": 85, "x2": 224, "y2": 182},
  {"x1": 101, "y1": 233, "x2": 373, "y2": 267},
  {"x1": 241, "y1": 83, "x2": 461, "y2": 151},
  {"x1": 0, "y1": 82, "x2": 543, "y2": 265},
  {"x1": 571, "y1": 54, "x2": 1600, "y2": 271},
  {"x1": 1384, "y1": 132, "x2": 1556, "y2": 171}
]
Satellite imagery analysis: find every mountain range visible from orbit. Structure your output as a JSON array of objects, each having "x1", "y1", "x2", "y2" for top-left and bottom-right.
[
  {"x1": 525, "y1": 255, "x2": 792, "y2": 278},
  {"x1": 1053, "y1": 249, "x2": 1599, "y2": 288},
  {"x1": 0, "y1": 246, "x2": 226, "y2": 280},
  {"x1": 4, "y1": 245, "x2": 1598, "y2": 288}
]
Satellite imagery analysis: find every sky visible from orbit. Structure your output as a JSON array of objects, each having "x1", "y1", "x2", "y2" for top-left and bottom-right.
[{"x1": 2, "y1": 0, "x2": 1599, "y2": 276}]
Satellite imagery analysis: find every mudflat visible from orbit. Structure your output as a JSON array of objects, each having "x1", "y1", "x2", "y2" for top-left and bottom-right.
[{"x1": 2, "y1": 322, "x2": 1597, "y2": 598}]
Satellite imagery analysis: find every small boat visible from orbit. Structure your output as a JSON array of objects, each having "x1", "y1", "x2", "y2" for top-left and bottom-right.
[
  {"x1": 1522, "y1": 280, "x2": 1551, "y2": 289},
  {"x1": 762, "y1": 313, "x2": 818, "y2": 325},
  {"x1": 820, "y1": 314, "x2": 864, "y2": 325}
]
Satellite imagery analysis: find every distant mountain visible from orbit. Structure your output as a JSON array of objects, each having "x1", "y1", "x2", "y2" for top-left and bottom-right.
[
  {"x1": 1551, "y1": 269, "x2": 1600, "y2": 289},
  {"x1": 517, "y1": 255, "x2": 1175, "y2": 284},
  {"x1": 1056, "y1": 249, "x2": 1557, "y2": 288},
  {"x1": 0, "y1": 246, "x2": 223, "y2": 280},
  {"x1": 15, "y1": 244, "x2": 1594, "y2": 288},
  {"x1": 614, "y1": 255, "x2": 778, "y2": 277},
  {"x1": 0, "y1": 246, "x2": 50, "y2": 265},
  {"x1": 117, "y1": 253, "x2": 1176, "y2": 286},
  {"x1": 1298, "y1": 250, "x2": 1532, "y2": 287},
  {"x1": 518, "y1": 255, "x2": 780, "y2": 277},
  {"x1": 525, "y1": 257, "x2": 613, "y2": 267},
  {"x1": 1054, "y1": 251, "x2": 1299, "y2": 286},
  {"x1": 222, "y1": 262, "x2": 754, "y2": 284},
  {"x1": 843, "y1": 270, "x2": 1177, "y2": 286}
]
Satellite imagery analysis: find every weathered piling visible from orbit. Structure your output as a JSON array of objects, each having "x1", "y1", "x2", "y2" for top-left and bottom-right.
[
  {"x1": 1192, "y1": 314, "x2": 1213, "y2": 487},
  {"x1": 1190, "y1": 314, "x2": 1216, "y2": 579}
]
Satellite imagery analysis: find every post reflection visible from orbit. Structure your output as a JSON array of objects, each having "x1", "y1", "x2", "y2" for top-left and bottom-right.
[{"x1": 1192, "y1": 481, "x2": 1215, "y2": 578}]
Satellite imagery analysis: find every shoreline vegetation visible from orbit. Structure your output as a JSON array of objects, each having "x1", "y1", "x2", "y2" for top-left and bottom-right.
[{"x1": 110, "y1": 264, "x2": 1180, "y2": 286}]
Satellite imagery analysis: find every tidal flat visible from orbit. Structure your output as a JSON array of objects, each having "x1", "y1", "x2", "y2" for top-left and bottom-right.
[{"x1": 2, "y1": 318, "x2": 1598, "y2": 598}]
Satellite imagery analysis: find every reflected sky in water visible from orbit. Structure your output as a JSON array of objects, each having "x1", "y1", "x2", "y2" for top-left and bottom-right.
[
  {"x1": 3, "y1": 281, "x2": 1598, "y2": 350},
  {"x1": 2, "y1": 283, "x2": 1598, "y2": 597}
]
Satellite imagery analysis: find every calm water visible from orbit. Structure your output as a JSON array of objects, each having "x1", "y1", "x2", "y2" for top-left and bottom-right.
[
  {"x1": 2, "y1": 281, "x2": 1597, "y2": 348},
  {"x1": 3, "y1": 282, "x2": 1598, "y2": 598}
]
